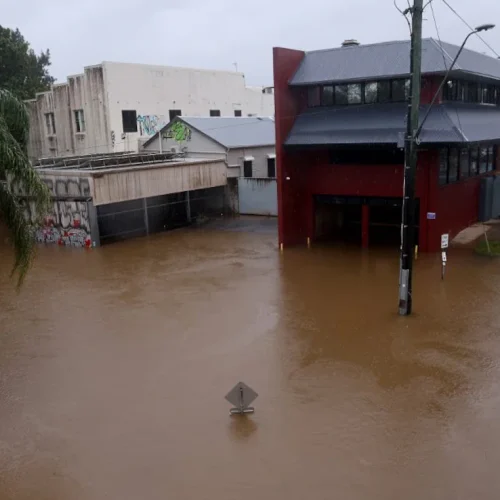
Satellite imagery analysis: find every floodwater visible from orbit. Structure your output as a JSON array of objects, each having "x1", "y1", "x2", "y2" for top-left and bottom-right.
[{"x1": 1, "y1": 217, "x2": 500, "y2": 500}]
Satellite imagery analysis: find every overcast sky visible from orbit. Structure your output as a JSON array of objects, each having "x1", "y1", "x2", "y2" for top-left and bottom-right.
[{"x1": 2, "y1": 0, "x2": 500, "y2": 86}]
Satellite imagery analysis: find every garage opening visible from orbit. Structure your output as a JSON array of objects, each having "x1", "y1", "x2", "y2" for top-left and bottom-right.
[
  {"x1": 314, "y1": 196, "x2": 362, "y2": 244},
  {"x1": 314, "y1": 195, "x2": 419, "y2": 248}
]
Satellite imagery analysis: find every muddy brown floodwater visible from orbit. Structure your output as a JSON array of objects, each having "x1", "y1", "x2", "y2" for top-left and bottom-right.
[{"x1": 1, "y1": 217, "x2": 500, "y2": 500}]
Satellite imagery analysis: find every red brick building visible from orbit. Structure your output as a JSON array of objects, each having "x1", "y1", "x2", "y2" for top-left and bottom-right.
[{"x1": 273, "y1": 39, "x2": 500, "y2": 252}]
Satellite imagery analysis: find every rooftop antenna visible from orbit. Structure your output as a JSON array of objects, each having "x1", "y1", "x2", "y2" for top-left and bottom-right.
[{"x1": 233, "y1": 62, "x2": 238, "y2": 72}]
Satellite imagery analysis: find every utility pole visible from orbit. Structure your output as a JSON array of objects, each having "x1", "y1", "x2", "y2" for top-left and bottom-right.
[{"x1": 398, "y1": 0, "x2": 423, "y2": 316}]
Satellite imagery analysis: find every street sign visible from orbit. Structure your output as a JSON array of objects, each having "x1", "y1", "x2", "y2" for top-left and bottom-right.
[
  {"x1": 441, "y1": 233, "x2": 449, "y2": 249},
  {"x1": 427, "y1": 212, "x2": 436, "y2": 220},
  {"x1": 225, "y1": 382, "x2": 258, "y2": 415},
  {"x1": 442, "y1": 251, "x2": 447, "y2": 263}
]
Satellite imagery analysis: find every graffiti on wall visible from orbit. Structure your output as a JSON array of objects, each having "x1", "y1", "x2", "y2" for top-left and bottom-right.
[
  {"x1": 40, "y1": 176, "x2": 92, "y2": 198},
  {"x1": 163, "y1": 121, "x2": 192, "y2": 143},
  {"x1": 137, "y1": 115, "x2": 164, "y2": 136},
  {"x1": 35, "y1": 201, "x2": 92, "y2": 248}
]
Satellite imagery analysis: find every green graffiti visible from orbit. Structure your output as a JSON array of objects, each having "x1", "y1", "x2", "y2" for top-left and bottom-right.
[{"x1": 164, "y1": 122, "x2": 192, "y2": 143}]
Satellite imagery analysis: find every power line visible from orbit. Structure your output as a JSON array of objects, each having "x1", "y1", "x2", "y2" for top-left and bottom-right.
[
  {"x1": 441, "y1": 0, "x2": 500, "y2": 58},
  {"x1": 430, "y1": 0, "x2": 464, "y2": 133},
  {"x1": 394, "y1": 0, "x2": 412, "y2": 33}
]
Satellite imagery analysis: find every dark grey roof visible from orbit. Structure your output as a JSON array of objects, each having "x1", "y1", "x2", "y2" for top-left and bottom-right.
[
  {"x1": 180, "y1": 117, "x2": 275, "y2": 148},
  {"x1": 284, "y1": 103, "x2": 500, "y2": 147},
  {"x1": 143, "y1": 116, "x2": 275, "y2": 149},
  {"x1": 444, "y1": 103, "x2": 500, "y2": 142},
  {"x1": 290, "y1": 38, "x2": 500, "y2": 85}
]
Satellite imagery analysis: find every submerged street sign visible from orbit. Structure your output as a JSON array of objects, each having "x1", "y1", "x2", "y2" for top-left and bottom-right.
[
  {"x1": 225, "y1": 382, "x2": 258, "y2": 415},
  {"x1": 441, "y1": 233, "x2": 449, "y2": 249}
]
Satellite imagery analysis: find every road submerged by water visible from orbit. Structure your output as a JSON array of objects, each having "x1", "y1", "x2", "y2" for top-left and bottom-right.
[{"x1": 1, "y1": 217, "x2": 500, "y2": 500}]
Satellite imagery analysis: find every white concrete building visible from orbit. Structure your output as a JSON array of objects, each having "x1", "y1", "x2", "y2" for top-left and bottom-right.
[{"x1": 26, "y1": 62, "x2": 275, "y2": 160}]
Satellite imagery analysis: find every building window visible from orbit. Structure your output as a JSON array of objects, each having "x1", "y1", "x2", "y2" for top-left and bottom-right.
[
  {"x1": 234, "y1": 110, "x2": 242, "y2": 117},
  {"x1": 335, "y1": 85, "x2": 348, "y2": 105},
  {"x1": 364, "y1": 82, "x2": 377, "y2": 104},
  {"x1": 391, "y1": 79, "x2": 408, "y2": 101},
  {"x1": 308, "y1": 86, "x2": 321, "y2": 107},
  {"x1": 467, "y1": 83, "x2": 480, "y2": 103},
  {"x1": 460, "y1": 148, "x2": 470, "y2": 178},
  {"x1": 487, "y1": 146, "x2": 495, "y2": 171},
  {"x1": 267, "y1": 157, "x2": 276, "y2": 177},
  {"x1": 243, "y1": 160, "x2": 253, "y2": 178},
  {"x1": 169, "y1": 109, "x2": 182, "y2": 121},
  {"x1": 347, "y1": 83, "x2": 362, "y2": 104},
  {"x1": 122, "y1": 110, "x2": 138, "y2": 133},
  {"x1": 210, "y1": 110, "x2": 221, "y2": 117},
  {"x1": 470, "y1": 147, "x2": 479, "y2": 175},
  {"x1": 439, "y1": 149, "x2": 449, "y2": 185},
  {"x1": 44, "y1": 112, "x2": 56, "y2": 135},
  {"x1": 479, "y1": 146, "x2": 488, "y2": 174},
  {"x1": 378, "y1": 81, "x2": 391, "y2": 103},
  {"x1": 321, "y1": 85, "x2": 334, "y2": 106},
  {"x1": 74, "y1": 109, "x2": 85, "y2": 133},
  {"x1": 449, "y1": 148, "x2": 459, "y2": 182}
]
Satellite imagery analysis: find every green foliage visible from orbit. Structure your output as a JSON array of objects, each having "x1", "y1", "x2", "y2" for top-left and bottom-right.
[
  {"x1": 0, "y1": 25, "x2": 55, "y2": 100},
  {"x1": 0, "y1": 89, "x2": 51, "y2": 287},
  {"x1": 475, "y1": 239, "x2": 500, "y2": 256}
]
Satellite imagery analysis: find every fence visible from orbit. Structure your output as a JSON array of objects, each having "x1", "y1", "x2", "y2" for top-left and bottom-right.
[{"x1": 97, "y1": 187, "x2": 225, "y2": 243}]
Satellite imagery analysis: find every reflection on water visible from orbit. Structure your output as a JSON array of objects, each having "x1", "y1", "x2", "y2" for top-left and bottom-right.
[{"x1": 1, "y1": 218, "x2": 500, "y2": 499}]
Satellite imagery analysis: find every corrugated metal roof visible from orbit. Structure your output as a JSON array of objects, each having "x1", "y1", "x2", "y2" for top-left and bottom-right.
[
  {"x1": 290, "y1": 38, "x2": 500, "y2": 85},
  {"x1": 284, "y1": 103, "x2": 500, "y2": 147},
  {"x1": 181, "y1": 117, "x2": 275, "y2": 148},
  {"x1": 443, "y1": 103, "x2": 500, "y2": 142}
]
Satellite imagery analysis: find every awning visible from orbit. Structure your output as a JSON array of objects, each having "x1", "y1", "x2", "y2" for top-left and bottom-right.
[{"x1": 285, "y1": 103, "x2": 500, "y2": 147}]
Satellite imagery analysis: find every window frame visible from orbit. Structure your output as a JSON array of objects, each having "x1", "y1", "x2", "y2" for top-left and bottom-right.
[
  {"x1": 321, "y1": 85, "x2": 334, "y2": 106},
  {"x1": 169, "y1": 109, "x2": 182, "y2": 121},
  {"x1": 44, "y1": 112, "x2": 56, "y2": 135},
  {"x1": 243, "y1": 160, "x2": 253, "y2": 178},
  {"x1": 267, "y1": 157, "x2": 276, "y2": 178},
  {"x1": 234, "y1": 110, "x2": 242, "y2": 117},
  {"x1": 122, "y1": 110, "x2": 138, "y2": 133},
  {"x1": 209, "y1": 109, "x2": 221, "y2": 117},
  {"x1": 74, "y1": 109, "x2": 85, "y2": 133}
]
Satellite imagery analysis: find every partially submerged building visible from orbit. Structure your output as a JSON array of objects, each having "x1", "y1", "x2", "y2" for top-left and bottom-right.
[
  {"x1": 143, "y1": 116, "x2": 277, "y2": 216},
  {"x1": 26, "y1": 62, "x2": 274, "y2": 160},
  {"x1": 274, "y1": 38, "x2": 500, "y2": 252},
  {"x1": 29, "y1": 152, "x2": 228, "y2": 247}
]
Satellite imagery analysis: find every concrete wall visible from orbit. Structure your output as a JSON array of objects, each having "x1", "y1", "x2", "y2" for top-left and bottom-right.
[
  {"x1": 227, "y1": 145, "x2": 276, "y2": 178},
  {"x1": 238, "y1": 178, "x2": 277, "y2": 216},
  {"x1": 27, "y1": 66, "x2": 111, "y2": 159},
  {"x1": 91, "y1": 159, "x2": 227, "y2": 205},
  {"x1": 103, "y1": 62, "x2": 274, "y2": 152},
  {"x1": 20, "y1": 172, "x2": 98, "y2": 248}
]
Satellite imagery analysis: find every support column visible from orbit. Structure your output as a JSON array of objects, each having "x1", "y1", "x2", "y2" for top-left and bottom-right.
[
  {"x1": 143, "y1": 198, "x2": 149, "y2": 235},
  {"x1": 361, "y1": 204, "x2": 370, "y2": 249},
  {"x1": 186, "y1": 191, "x2": 191, "y2": 222}
]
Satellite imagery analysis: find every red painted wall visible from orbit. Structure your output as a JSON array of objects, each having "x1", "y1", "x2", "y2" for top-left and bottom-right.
[
  {"x1": 273, "y1": 47, "x2": 306, "y2": 246},
  {"x1": 291, "y1": 148, "x2": 431, "y2": 248}
]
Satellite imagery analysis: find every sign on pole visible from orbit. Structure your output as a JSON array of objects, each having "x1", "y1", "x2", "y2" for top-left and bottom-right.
[
  {"x1": 441, "y1": 233, "x2": 449, "y2": 249},
  {"x1": 225, "y1": 382, "x2": 258, "y2": 415}
]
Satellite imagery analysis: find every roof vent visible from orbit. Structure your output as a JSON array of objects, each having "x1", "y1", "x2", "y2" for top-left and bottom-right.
[{"x1": 341, "y1": 39, "x2": 360, "y2": 47}]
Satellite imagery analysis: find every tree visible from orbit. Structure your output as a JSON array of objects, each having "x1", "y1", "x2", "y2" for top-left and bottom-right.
[
  {"x1": 0, "y1": 89, "x2": 50, "y2": 287},
  {"x1": 0, "y1": 26, "x2": 55, "y2": 100}
]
